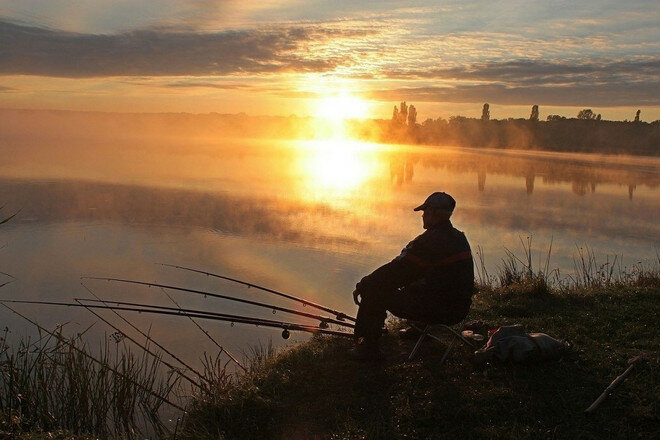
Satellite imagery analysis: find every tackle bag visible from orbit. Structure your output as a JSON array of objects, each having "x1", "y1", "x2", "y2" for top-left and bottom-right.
[{"x1": 474, "y1": 324, "x2": 572, "y2": 364}]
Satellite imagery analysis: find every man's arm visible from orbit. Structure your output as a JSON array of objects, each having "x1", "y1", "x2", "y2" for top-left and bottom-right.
[
  {"x1": 353, "y1": 257, "x2": 421, "y2": 305},
  {"x1": 353, "y1": 234, "x2": 433, "y2": 304},
  {"x1": 356, "y1": 258, "x2": 422, "y2": 293}
]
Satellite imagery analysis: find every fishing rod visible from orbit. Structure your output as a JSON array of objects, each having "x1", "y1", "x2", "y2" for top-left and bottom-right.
[
  {"x1": 0, "y1": 299, "x2": 354, "y2": 339},
  {"x1": 81, "y1": 277, "x2": 354, "y2": 330},
  {"x1": 3, "y1": 293, "x2": 205, "y2": 389},
  {"x1": 77, "y1": 297, "x2": 347, "y2": 335},
  {"x1": 76, "y1": 298, "x2": 353, "y2": 338},
  {"x1": 79, "y1": 283, "x2": 207, "y2": 384},
  {"x1": 73, "y1": 298, "x2": 203, "y2": 389},
  {"x1": 159, "y1": 263, "x2": 356, "y2": 323},
  {"x1": 0, "y1": 301, "x2": 186, "y2": 412},
  {"x1": 158, "y1": 286, "x2": 247, "y2": 373}
]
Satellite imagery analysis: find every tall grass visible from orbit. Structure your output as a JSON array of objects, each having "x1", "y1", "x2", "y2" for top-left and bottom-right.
[
  {"x1": 567, "y1": 246, "x2": 660, "y2": 289},
  {"x1": 475, "y1": 236, "x2": 659, "y2": 295},
  {"x1": 475, "y1": 236, "x2": 556, "y2": 296},
  {"x1": 181, "y1": 341, "x2": 276, "y2": 439},
  {"x1": 0, "y1": 324, "x2": 183, "y2": 438}
]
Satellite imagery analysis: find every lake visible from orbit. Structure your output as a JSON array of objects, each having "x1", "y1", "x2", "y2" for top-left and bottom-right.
[{"x1": 0, "y1": 134, "x2": 658, "y2": 369}]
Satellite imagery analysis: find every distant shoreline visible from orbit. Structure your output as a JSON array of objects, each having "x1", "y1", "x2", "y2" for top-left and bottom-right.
[{"x1": 2, "y1": 107, "x2": 658, "y2": 157}]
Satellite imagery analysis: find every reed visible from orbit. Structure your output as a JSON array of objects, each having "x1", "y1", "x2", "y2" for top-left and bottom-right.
[
  {"x1": 565, "y1": 246, "x2": 660, "y2": 290},
  {"x1": 0, "y1": 323, "x2": 182, "y2": 438},
  {"x1": 179, "y1": 341, "x2": 277, "y2": 440},
  {"x1": 487, "y1": 236, "x2": 658, "y2": 295},
  {"x1": 479, "y1": 235, "x2": 556, "y2": 297}
]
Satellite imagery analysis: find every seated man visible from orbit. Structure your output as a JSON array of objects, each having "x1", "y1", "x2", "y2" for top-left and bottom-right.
[{"x1": 349, "y1": 192, "x2": 474, "y2": 360}]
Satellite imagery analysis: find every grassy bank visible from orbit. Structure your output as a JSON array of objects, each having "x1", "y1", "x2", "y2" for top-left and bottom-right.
[{"x1": 181, "y1": 270, "x2": 659, "y2": 439}]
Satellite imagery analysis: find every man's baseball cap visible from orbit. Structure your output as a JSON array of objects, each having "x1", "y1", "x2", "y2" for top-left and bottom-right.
[{"x1": 413, "y1": 192, "x2": 456, "y2": 212}]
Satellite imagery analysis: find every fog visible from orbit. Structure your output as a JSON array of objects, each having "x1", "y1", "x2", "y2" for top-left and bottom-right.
[{"x1": 0, "y1": 108, "x2": 658, "y2": 366}]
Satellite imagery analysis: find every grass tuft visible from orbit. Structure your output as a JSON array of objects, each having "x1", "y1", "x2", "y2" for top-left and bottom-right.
[{"x1": 0, "y1": 325, "x2": 181, "y2": 438}]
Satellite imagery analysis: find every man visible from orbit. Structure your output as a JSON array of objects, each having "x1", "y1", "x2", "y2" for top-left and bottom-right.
[{"x1": 349, "y1": 191, "x2": 474, "y2": 360}]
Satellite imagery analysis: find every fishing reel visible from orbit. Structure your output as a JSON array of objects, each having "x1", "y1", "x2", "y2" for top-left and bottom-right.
[{"x1": 281, "y1": 329, "x2": 290, "y2": 339}]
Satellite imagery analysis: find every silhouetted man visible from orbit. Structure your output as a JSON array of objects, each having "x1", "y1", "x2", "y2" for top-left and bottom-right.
[{"x1": 349, "y1": 192, "x2": 474, "y2": 360}]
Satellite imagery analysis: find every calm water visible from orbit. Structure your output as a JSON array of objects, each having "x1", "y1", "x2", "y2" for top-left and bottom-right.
[{"x1": 0, "y1": 135, "x2": 658, "y2": 367}]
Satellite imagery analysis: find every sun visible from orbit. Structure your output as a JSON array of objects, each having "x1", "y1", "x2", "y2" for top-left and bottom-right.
[{"x1": 314, "y1": 92, "x2": 371, "y2": 121}]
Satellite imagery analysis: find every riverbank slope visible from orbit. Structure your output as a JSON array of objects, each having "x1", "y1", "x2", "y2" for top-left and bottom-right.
[{"x1": 181, "y1": 278, "x2": 659, "y2": 439}]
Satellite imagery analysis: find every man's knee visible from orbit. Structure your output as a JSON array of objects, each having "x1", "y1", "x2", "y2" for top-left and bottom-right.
[{"x1": 358, "y1": 287, "x2": 389, "y2": 304}]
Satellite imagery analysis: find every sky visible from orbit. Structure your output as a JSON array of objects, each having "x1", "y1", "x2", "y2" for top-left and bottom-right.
[{"x1": 1, "y1": 0, "x2": 659, "y2": 121}]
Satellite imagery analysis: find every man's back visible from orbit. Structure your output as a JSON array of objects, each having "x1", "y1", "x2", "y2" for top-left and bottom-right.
[{"x1": 398, "y1": 220, "x2": 474, "y2": 314}]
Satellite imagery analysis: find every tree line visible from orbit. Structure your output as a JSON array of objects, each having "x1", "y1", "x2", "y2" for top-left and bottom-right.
[{"x1": 350, "y1": 102, "x2": 659, "y2": 156}]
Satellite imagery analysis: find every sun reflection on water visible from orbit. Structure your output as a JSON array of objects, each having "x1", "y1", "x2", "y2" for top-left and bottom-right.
[{"x1": 295, "y1": 139, "x2": 382, "y2": 204}]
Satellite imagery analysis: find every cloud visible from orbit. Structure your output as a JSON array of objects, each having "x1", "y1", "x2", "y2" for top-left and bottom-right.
[
  {"x1": 367, "y1": 83, "x2": 660, "y2": 107},
  {"x1": 164, "y1": 81, "x2": 252, "y2": 90},
  {"x1": 0, "y1": 20, "x2": 365, "y2": 77},
  {"x1": 2, "y1": 16, "x2": 657, "y2": 109},
  {"x1": 385, "y1": 59, "x2": 660, "y2": 84},
  {"x1": 368, "y1": 58, "x2": 660, "y2": 106}
]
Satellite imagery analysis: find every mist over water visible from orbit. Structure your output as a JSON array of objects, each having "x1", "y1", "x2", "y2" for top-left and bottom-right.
[{"x1": 0, "y1": 123, "x2": 658, "y2": 366}]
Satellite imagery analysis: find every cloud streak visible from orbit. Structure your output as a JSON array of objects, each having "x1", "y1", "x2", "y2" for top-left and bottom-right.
[
  {"x1": 385, "y1": 59, "x2": 660, "y2": 84},
  {"x1": 163, "y1": 80, "x2": 252, "y2": 90},
  {"x1": 367, "y1": 58, "x2": 660, "y2": 106},
  {"x1": 0, "y1": 20, "x2": 367, "y2": 77},
  {"x1": 367, "y1": 82, "x2": 659, "y2": 107}
]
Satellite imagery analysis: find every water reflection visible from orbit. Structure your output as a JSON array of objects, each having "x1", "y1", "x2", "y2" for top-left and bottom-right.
[
  {"x1": 384, "y1": 146, "x2": 658, "y2": 199},
  {"x1": 295, "y1": 139, "x2": 380, "y2": 203},
  {"x1": 390, "y1": 155, "x2": 414, "y2": 186}
]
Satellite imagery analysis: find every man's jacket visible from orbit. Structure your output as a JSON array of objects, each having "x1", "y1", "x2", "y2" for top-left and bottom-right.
[{"x1": 356, "y1": 220, "x2": 474, "y2": 313}]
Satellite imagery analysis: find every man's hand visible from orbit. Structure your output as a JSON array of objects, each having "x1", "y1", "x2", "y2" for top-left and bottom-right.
[{"x1": 352, "y1": 289, "x2": 361, "y2": 305}]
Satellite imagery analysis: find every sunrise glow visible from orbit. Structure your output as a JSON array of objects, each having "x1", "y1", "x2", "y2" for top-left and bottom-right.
[
  {"x1": 314, "y1": 93, "x2": 372, "y2": 121},
  {"x1": 297, "y1": 139, "x2": 379, "y2": 196}
]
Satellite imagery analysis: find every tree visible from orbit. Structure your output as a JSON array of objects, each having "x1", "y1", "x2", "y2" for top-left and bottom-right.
[
  {"x1": 392, "y1": 105, "x2": 399, "y2": 122},
  {"x1": 634, "y1": 109, "x2": 641, "y2": 122},
  {"x1": 407, "y1": 105, "x2": 417, "y2": 126},
  {"x1": 577, "y1": 109, "x2": 597, "y2": 120},
  {"x1": 529, "y1": 105, "x2": 539, "y2": 122},
  {"x1": 399, "y1": 102, "x2": 408, "y2": 124},
  {"x1": 481, "y1": 103, "x2": 490, "y2": 121}
]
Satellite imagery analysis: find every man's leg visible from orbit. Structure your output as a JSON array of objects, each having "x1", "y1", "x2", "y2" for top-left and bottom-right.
[
  {"x1": 354, "y1": 287, "x2": 436, "y2": 341},
  {"x1": 354, "y1": 287, "x2": 392, "y2": 342},
  {"x1": 349, "y1": 287, "x2": 396, "y2": 360}
]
